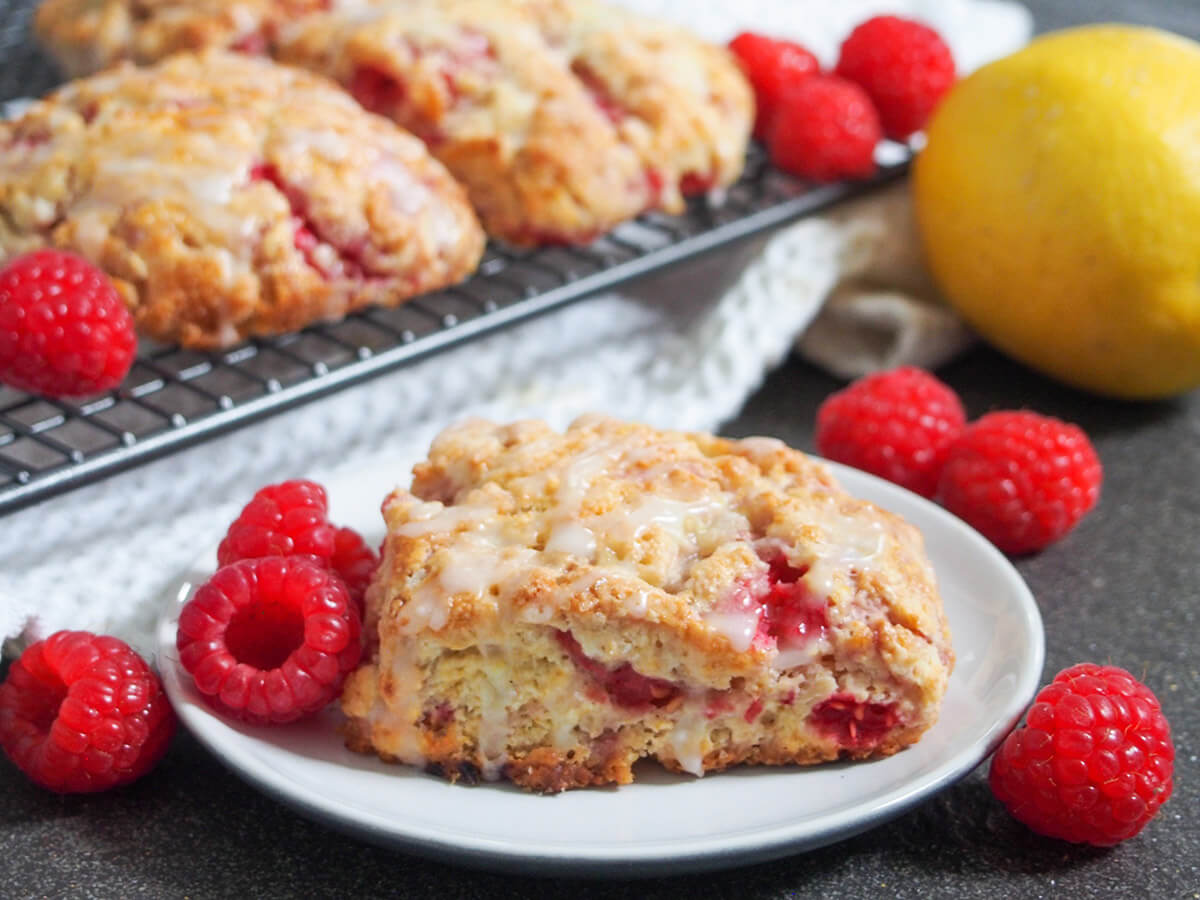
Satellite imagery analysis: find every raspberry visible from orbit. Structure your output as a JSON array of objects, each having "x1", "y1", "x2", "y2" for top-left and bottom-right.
[
  {"x1": 767, "y1": 75, "x2": 881, "y2": 182},
  {"x1": 727, "y1": 32, "x2": 821, "y2": 139},
  {"x1": 815, "y1": 366, "x2": 966, "y2": 498},
  {"x1": 0, "y1": 250, "x2": 137, "y2": 398},
  {"x1": 176, "y1": 556, "x2": 362, "y2": 724},
  {"x1": 810, "y1": 693, "x2": 898, "y2": 750},
  {"x1": 834, "y1": 15, "x2": 956, "y2": 140},
  {"x1": 555, "y1": 630, "x2": 680, "y2": 711},
  {"x1": 938, "y1": 411, "x2": 1101, "y2": 554},
  {"x1": 217, "y1": 480, "x2": 336, "y2": 567},
  {"x1": 0, "y1": 631, "x2": 175, "y2": 793},
  {"x1": 756, "y1": 553, "x2": 826, "y2": 648},
  {"x1": 330, "y1": 526, "x2": 379, "y2": 614},
  {"x1": 989, "y1": 664, "x2": 1174, "y2": 846}
]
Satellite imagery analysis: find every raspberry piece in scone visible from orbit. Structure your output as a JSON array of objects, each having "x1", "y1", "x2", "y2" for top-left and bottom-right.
[{"x1": 341, "y1": 416, "x2": 954, "y2": 792}]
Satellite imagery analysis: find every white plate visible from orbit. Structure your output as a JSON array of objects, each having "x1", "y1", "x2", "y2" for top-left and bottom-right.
[{"x1": 156, "y1": 459, "x2": 1044, "y2": 876}]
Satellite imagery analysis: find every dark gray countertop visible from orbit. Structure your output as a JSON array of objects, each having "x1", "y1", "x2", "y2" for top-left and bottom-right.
[{"x1": 2, "y1": 1, "x2": 1198, "y2": 897}]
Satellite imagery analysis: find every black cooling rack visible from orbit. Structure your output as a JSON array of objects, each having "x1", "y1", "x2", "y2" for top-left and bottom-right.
[{"x1": 0, "y1": 0, "x2": 911, "y2": 515}]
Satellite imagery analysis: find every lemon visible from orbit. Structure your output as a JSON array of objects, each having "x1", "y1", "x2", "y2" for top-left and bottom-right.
[{"x1": 913, "y1": 25, "x2": 1200, "y2": 399}]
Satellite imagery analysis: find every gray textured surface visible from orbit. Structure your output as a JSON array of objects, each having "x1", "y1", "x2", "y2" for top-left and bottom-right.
[{"x1": 2, "y1": 0, "x2": 1199, "y2": 897}]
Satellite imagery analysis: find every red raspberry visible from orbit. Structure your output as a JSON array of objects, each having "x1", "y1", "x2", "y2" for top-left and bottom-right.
[
  {"x1": 0, "y1": 631, "x2": 175, "y2": 793},
  {"x1": 834, "y1": 15, "x2": 956, "y2": 140},
  {"x1": 938, "y1": 411, "x2": 1101, "y2": 554},
  {"x1": 767, "y1": 75, "x2": 881, "y2": 182},
  {"x1": 330, "y1": 526, "x2": 379, "y2": 614},
  {"x1": 0, "y1": 250, "x2": 137, "y2": 398},
  {"x1": 176, "y1": 556, "x2": 362, "y2": 724},
  {"x1": 815, "y1": 366, "x2": 966, "y2": 498},
  {"x1": 727, "y1": 32, "x2": 821, "y2": 139},
  {"x1": 989, "y1": 664, "x2": 1174, "y2": 846},
  {"x1": 217, "y1": 480, "x2": 336, "y2": 567}
]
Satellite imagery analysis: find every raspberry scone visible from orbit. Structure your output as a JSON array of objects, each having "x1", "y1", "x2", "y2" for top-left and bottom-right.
[
  {"x1": 276, "y1": 0, "x2": 754, "y2": 244},
  {"x1": 32, "y1": 0, "x2": 345, "y2": 77},
  {"x1": 342, "y1": 415, "x2": 955, "y2": 793},
  {"x1": 0, "y1": 51, "x2": 484, "y2": 348}
]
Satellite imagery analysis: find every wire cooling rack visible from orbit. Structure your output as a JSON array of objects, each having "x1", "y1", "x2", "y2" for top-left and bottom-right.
[{"x1": 0, "y1": 0, "x2": 911, "y2": 514}]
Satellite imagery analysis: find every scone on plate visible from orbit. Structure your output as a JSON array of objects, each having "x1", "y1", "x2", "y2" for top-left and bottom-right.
[
  {"x1": 276, "y1": 0, "x2": 754, "y2": 244},
  {"x1": 0, "y1": 50, "x2": 484, "y2": 348},
  {"x1": 342, "y1": 416, "x2": 955, "y2": 793}
]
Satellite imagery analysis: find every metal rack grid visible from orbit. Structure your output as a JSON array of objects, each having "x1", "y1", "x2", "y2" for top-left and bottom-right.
[{"x1": 0, "y1": 1, "x2": 911, "y2": 515}]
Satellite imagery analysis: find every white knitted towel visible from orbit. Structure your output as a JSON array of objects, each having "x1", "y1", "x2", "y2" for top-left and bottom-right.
[{"x1": 0, "y1": 0, "x2": 1032, "y2": 655}]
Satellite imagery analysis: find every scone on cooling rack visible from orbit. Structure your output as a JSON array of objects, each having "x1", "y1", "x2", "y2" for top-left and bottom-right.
[
  {"x1": 0, "y1": 50, "x2": 484, "y2": 348},
  {"x1": 32, "y1": 0, "x2": 338, "y2": 77},
  {"x1": 342, "y1": 416, "x2": 955, "y2": 793},
  {"x1": 275, "y1": 0, "x2": 753, "y2": 245},
  {"x1": 35, "y1": 0, "x2": 754, "y2": 246}
]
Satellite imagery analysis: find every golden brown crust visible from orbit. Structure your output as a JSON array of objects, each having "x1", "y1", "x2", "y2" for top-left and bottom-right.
[
  {"x1": 276, "y1": 0, "x2": 753, "y2": 244},
  {"x1": 343, "y1": 415, "x2": 955, "y2": 792},
  {"x1": 34, "y1": 0, "x2": 337, "y2": 77},
  {"x1": 0, "y1": 51, "x2": 484, "y2": 348},
  {"x1": 35, "y1": 0, "x2": 753, "y2": 246}
]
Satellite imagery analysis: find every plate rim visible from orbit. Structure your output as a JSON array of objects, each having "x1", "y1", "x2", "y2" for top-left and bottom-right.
[{"x1": 156, "y1": 459, "x2": 1045, "y2": 876}]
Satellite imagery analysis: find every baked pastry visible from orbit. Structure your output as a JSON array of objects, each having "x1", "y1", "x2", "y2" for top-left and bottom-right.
[
  {"x1": 35, "y1": 0, "x2": 754, "y2": 246},
  {"x1": 0, "y1": 50, "x2": 484, "y2": 348},
  {"x1": 342, "y1": 415, "x2": 955, "y2": 793},
  {"x1": 32, "y1": 0, "x2": 342, "y2": 77},
  {"x1": 276, "y1": 0, "x2": 754, "y2": 244}
]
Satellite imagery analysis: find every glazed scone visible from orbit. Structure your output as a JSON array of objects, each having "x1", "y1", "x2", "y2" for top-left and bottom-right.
[
  {"x1": 32, "y1": 0, "x2": 362, "y2": 78},
  {"x1": 0, "y1": 51, "x2": 484, "y2": 348},
  {"x1": 343, "y1": 416, "x2": 954, "y2": 793},
  {"x1": 36, "y1": 0, "x2": 754, "y2": 246},
  {"x1": 276, "y1": 0, "x2": 754, "y2": 244}
]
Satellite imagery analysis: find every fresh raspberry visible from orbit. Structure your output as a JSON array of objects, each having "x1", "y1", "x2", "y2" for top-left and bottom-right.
[
  {"x1": 330, "y1": 526, "x2": 379, "y2": 614},
  {"x1": 176, "y1": 556, "x2": 362, "y2": 725},
  {"x1": 0, "y1": 249, "x2": 137, "y2": 398},
  {"x1": 217, "y1": 480, "x2": 337, "y2": 567},
  {"x1": 767, "y1": 74, "x2": 881, "y2": 182},
  {"x1": 727, "y1": 32, "x2": 822, "y2": 139},
  {"x1": 815, "y1": 366, "x2": 966, "y2": 498},
  {"x1": 938, "y1": 411, "x2": 1102, "y2": 554},
  {"x1": 989, "y1": 664, "x2": 1174, "y2": 846},
  {"x1": 0, "y1": 631, "x2": 175, "y2": 793},
  {"x1": 834, "y1": 15, "x2": 956, "y2": 140}
]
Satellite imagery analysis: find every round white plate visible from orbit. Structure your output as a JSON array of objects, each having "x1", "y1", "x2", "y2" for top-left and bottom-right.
[{"x1": 156, "y1": 459, "x2": 1044, "y2": 876}]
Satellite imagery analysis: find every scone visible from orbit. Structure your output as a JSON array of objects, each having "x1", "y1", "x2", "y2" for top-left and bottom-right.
[
  {"x1": 0, "y1": 50, "x2": 484, "y2": 348},
  {"x1": 342, "y1": 415, "x2": 955, "y2": 793},
  {"x1": 35, "y1": 0, "x2": 754, "y2": 246},
  {"x1": 276, "y1": 0, "x2": 754, "y2": 244},
  {"x1": 32, "y1": 0, "x2": 346, "y2": 77}
]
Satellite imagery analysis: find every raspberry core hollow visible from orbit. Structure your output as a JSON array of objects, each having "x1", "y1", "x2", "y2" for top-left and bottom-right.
[{"x1": 342, "y1": 416, "x2": 954, "y2": 792}]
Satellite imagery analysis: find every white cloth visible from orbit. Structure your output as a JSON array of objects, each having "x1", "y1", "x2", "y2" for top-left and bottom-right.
[{"x1": 0, "y1": 0, "x2": 1032, "y2": 656}]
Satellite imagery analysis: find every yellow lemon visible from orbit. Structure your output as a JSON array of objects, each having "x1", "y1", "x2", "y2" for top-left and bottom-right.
[{"x1": 913, "y1": 24, "x2": 1200, "y2": 399}]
